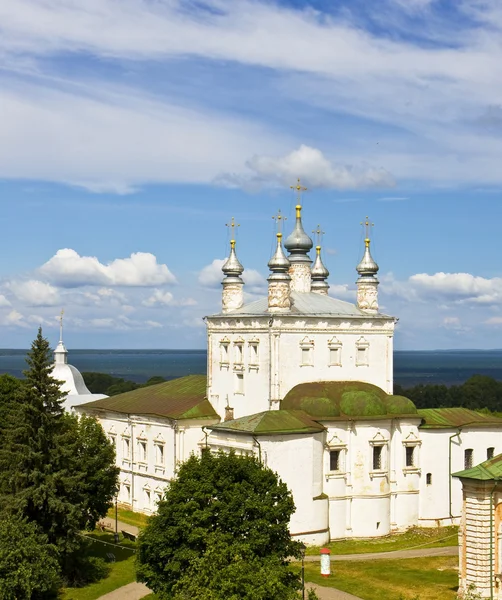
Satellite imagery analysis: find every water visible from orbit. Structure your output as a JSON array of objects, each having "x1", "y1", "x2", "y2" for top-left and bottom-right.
[{"x1": 1, "y1": 348, "x2": 501, "y2": 388}]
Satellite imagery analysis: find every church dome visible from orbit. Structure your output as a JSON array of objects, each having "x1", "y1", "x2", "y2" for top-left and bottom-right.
[
  {"x1": 284, "y1": 205, "x2": 313, "y2": 255},
  {"x1": 281, "y1": 381, "x2": 417, "y2": 419}
]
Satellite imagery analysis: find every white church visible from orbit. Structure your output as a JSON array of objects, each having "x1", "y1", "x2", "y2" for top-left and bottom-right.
[{"x1": 71, "y1": 182, "x2": 502, "y2": 544}]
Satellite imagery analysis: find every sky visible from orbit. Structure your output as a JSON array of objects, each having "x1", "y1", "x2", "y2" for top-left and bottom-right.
[{"x1": 1, "y1": 0, "x2": 502, "y2": 350}]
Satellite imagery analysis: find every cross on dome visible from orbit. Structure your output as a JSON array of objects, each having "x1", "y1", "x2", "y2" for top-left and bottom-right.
[
  {"x1": 225, "y1": 216, "x2": 240, "y2": 245},
  {"x1": 272, "y1": 209, "x2": 287, "y2": 235}
]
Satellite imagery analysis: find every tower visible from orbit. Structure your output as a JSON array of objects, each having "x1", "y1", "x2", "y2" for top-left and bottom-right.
[
  {"x1": 310, "y1": 225, "x2": 329, "y2": 295},
  {"x1": 284, "y1": 179, "x2": 313, "y2": 293},
  {"x1": 356, "y1": 217, "x2": 379, "y2": 313},
  {"x1": 221, "y1": 217, "x2": 244, "y2": 313},
  {"x1": 268, "y1": 210, "x2": 291, "y2": 311},
  {"x1": 54, "y1": 308, "x2": 68, "y2": 365}
]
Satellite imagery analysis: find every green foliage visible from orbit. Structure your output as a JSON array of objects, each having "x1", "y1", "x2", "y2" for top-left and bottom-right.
[
  {"x1": 457, "y1": 584, "x2": 483, "y2": 600},
  {"x1": 307, "y1": 589, "x2": 320, "y2": 600},
  {"x1": 0, "y1": 328, "x2": 119, "y2": 586},
  {"x1": 137, "y1": 450, "x2": 302, "y2": 600},
  {"x1": 0, "y1": 515, "x2": 60, "y2": 600},
  {"x1": 395, "y1": 375, "x2": 502, "y2": 412},
  {"x1": 82, "y1": 372, "x2": 167, "y2": 396}
]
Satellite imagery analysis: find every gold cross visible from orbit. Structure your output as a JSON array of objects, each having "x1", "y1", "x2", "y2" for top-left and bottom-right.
[
  {"x1": 225, "y1": 217, "x2": 240, "y2": 241},
  {"x1": 272, "y1": 209, "x2": 287, "y2": 234},
  {"x1": 361, "y1": 216, "x2": 374, "y2": 244},
  {"x1": 59, "y1": 308, "x2": 64, "y2": 342},
  {"x1": 312, "y1": 225, "x2": 325, "y2": 246},
  {"x1": 290, "y1": 178, "x2": 307, "y2": 204}
]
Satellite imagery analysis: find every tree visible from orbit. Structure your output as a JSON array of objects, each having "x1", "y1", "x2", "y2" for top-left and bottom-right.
[
  {"x1": 137, "y1": 451, "x2": 302, "y2": 600},
  {"x1": 0, "y1": 328, "x2": 119, "y2": 580},
  {"x1": 0, "y1": 515, "x2": 60, "y2": 600}
]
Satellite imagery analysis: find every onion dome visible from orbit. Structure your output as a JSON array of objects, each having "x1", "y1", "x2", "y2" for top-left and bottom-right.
[
  {"x1": 311, "y1": 245, "x2": 329, "y2": 294},
  {"x1": 284, "y1": 205, "x2": 313, "y2": 262},
  {"x1": 356, "y1": 238, "x2": 379, "y2": 276},
  {"x1": 268, "y1": 233, "x2": 290, "y2": 276},
  {"x1": 222, "y1": 240, "x2": 244, "y2": 279}
]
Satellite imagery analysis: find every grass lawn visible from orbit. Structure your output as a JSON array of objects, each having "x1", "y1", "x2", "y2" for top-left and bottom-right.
[
  {"x1": 297, "y1": 556, "x2": 458, "y2": 600},
  {"x1": 62, "y1": 532, "x2": 137, "y2": 600},
  {"x1": 306, "y1": 526, "x2": 458, "y2": 556},
  {"x1": 106, "y1": 506, "x2": 150, "y2": 530}
]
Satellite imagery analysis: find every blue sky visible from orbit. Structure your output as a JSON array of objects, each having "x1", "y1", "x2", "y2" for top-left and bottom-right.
[{"x1": 1, "y1": 0, "x2": 502, "y2": 350}]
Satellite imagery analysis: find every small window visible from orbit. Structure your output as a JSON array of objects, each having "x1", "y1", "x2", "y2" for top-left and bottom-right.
[
  {"x1": 234, "y1": 344, "x2": 243, "y2": 364},
  {"x1": 235, "y1": 373, "x2": 244, "y2": 394},
  {"x1": 465, "y1": 448, "x2": 473, "y2": 470},
  {"x1": 123, "y1": 437, "x2": 131, "y2": 459},
  {"x1": 220, "y1": 342, "x2": 229, "y2": 364},
  {"x1": 154, "y1": 492, "x2": 162, "y2": 506},
  {"x1": 356, "y1": 337, "x2": 369, "y2": 366},
  {"x1": 302, "y1": 347, "x2": 312, "y2": 366},
  {"x1": 155, "y1": 443, "x2": 165, "y2": 465},
  {"x1": 373, "y1": 446, "x2": 383, "y2": 471},
  {"x1": 249, "y1": 343, "x2": 259, "y2": 365},
  {"x1": 124, "y1": 484, "x2": 131, "y2": 501},
  {"x1": 405, "y1": 446, "x2": 415, "y2": 467},
  {"x1": 488, "y1": 447, "x2": 495, "y2": 460},
  {"x1": 144, "y1": 489, "x2": 151, "y2": 506},
  {"x1": 330, "y1": 450, "x2": 340, "y2": 472},
  {"x1": 329, "y1": 347, "x2": 341, "y2": 366},
  {"x1": 109, "y1": 434, "x2": 117, "y2": 448},
  {"x1": 426, "y1": 473, "x2": 432, "y2": 485},
  {"x1": 138, "y1": 440, "x2": 147, "y2": 462}
]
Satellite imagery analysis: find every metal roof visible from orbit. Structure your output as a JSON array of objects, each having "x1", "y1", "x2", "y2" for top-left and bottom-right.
[
  {"x1": 418, "y1": 408, "x2": 502, "y2": 429},
  {"x1": 210, "y1": 409, "x2": 325, "y2": 435},
  {"x1": 453, "y1": 454, "x2": 502, "y2": 481},
  {"x1": 209, "y1": 291, "x2": 391, "y2": 318},
  {"x1": 78, "y1": 374, "x2": 218, "y2": 421}
]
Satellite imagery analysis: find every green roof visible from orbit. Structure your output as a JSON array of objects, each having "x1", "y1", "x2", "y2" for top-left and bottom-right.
[
  {"x1": 453, "y1": 454, "x2": 502, "y2": 481},
  {"x1": 418, "y1": 408, "x2": 502, "y2": 429},
  {"x1": 210, "y1": 410, "x2": 325, "y2": 435},
  {"x1": 79, "y1": 375, "x2": 218, "y2": 421},
  {"x1": 280, "y1": 381, "x2": 417, "y2": 419}
]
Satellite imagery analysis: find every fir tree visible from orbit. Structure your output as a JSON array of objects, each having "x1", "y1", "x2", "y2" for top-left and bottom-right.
[{"x1": 0, "y1": 328, "x2": 119, "y2": 580}]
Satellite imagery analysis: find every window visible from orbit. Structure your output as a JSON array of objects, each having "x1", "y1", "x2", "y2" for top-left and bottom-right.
[
  {"x1": 373, "y1": 446, "x2": 383, "y2": 471},
  {"x1": 300, "y1": 337, "x2": 314, "y2": 366},
  {"x1": 154, "y1": 492, "x2": 162, "y2": 506},
  {"x1": 154, "y1": 443, "x2": 165, "y2": 465},
  {"x1": 138, "y1": 440, "x2": 147, "y2": 463},
  {"x1": 123, "y1": 437, "x2": 131, "y2": 459},
  {"x1": 330, "y1": 450, "x2": 340, "y2": 472},
  {"x1": 144, "y1": 488, "x2": 151, "y2": 507},
  {"x1": 124, "y1": 484, "x2": 131, "y2": 501},
  {"x1": 249, "y1": 342, "x2": 259, "y2": 366},
  {"x1": 488, "y1": 447, "x2": 495, "y2": 460},
  {"x1": 109, "y1": 434, "x2": 117, "y2": 448},
  {"x1": 328, "y1": 337, "x2": 342, "y2": 366},
  {"x1": 426, "y1": 473, "x2": 432, "y2": 485},
  {"x1": 234, "y1": 343, "x2": 243, "y2": 365},
  {"x1": 220, "y1": 341, "x2": 229, "y2": 365},
  {"x1": 405, "y1": 446, "x2": 415, "y2": 467},
  {"x1": 235, "y1": 373, "x2": 244, "y2": 394},
  {"x1": 465, "y1": 448, "x2": 473, "y2": 469},
  {"x1": 356, "y1": 337, "x2": 369, "y2": 366}
]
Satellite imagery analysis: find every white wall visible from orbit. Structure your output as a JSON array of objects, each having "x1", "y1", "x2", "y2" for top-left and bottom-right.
[
  {"x1": 207, "y1": 315, "x2": 395, "y2": 421},
  {"x1": 419, "y1": 427, "x2": 502, "y2": 525}
]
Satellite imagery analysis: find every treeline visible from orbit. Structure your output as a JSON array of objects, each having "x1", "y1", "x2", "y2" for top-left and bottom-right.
[
  {"x1": 395, "y1": 374, "x2": 502, "y2": 412},
  {"x1": 82, "y1": 372, "x2": 168, "y2": 396}
]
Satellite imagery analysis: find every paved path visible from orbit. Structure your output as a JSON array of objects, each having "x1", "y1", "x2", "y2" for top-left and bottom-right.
[
  {"x1": 307, "y1": 583, "x2": 363, "y2": 600},
  {"x1": 100, "y1": 517, "x2": 140, "y2": 537},
  {"x1": 97, "y1": 582, "x2": 150, "y2": 600},
  {"x1": 304, "y1": 545, "x2": 458, "y2": 562}
]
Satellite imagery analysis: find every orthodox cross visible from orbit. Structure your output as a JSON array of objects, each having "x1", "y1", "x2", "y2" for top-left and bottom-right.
[
  {"x1": 290, "y1": 178, "x2": 307, "y2": 205},
  {"x1": 58, "y1": 308, "x2": 64, "y2": 342},
  {"x1": 361, "y1": 216, "x2": 374, "y2": 246},
  {"x1": 225, "y1": 217, "x2": 240, "y2": 245},
  {"x1": 312, "y1": 224, "x2": 325, "y2": 246},
  {"x1": 272, "y1": 209, "x2": 287, "y2": 234}
]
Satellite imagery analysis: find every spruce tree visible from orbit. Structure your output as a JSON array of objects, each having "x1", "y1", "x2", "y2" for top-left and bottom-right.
[{"x1": 0, "y1": 328, "x2": 119, "y2": 580}]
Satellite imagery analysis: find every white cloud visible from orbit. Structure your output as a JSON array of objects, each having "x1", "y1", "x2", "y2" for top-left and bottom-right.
[
  {"x1": 242, "y1": 269, "x2": 267, "y2": 293},
  {"x1": 217, "y1": 145, "x2": 395, "y2": 190},
  {"x1": 5, "y1": 310, "x2": 24, "y2": 326},
  {"x1": 142, "y1": 289, "x2": 197, "y2": 307},
  {"x1": 409, "y1": 272, "x2": 502, "y2": 304},
  {"x1": 198, "y1": 259, "x2": 226, "y2": 288},
  {"x1": 6, "y1": 279, "x2": 60, "y2": 306},
  {"x1": 39, "y1": 248, "x2": 176, "y2": 287},
  {"x1": 328, "y1": 284, "x2": 356, "y2": 301},
  {"x1": 485, "y1": 317, "x2": 502, "y2": 326},
  {"x1": 0, "y1": 295, "x2": 11, "y2": 307}
]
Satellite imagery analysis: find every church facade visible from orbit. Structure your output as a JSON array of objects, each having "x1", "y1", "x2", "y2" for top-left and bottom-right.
[{"x1": 76, "y1": 185, "x2": 502, "y2": 544}]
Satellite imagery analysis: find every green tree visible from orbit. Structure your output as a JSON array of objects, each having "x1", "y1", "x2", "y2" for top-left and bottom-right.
[
  {"x1": 137, "y1": 451, "x2": 302, "y2": 600},
  {"x1": 0, "y1": 328, "x2": 119, "y2": 581},
  {"x1": 0, "y1": 515, "x2": 60, "y2": 600}
]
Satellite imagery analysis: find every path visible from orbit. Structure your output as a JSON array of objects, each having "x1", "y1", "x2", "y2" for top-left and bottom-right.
[
  {"x1": 304, "y1": 545, "x2": 458, "y2": 562},
  {"x1": 101, "y1": 517, "x2": 140, "y2": 537},
  {"x1": 97, "y1": 582, "x2": 150, "y2": 600}
]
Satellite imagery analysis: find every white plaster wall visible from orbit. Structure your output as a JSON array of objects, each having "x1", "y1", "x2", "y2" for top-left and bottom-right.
[
  {"x1": 419, "y1": 427, "x2": 502, "y2": 525},
  {"x1": 207, "y1": 316, "x2": 395, "y2": 422}
]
